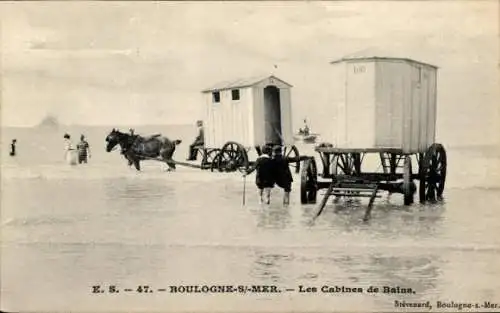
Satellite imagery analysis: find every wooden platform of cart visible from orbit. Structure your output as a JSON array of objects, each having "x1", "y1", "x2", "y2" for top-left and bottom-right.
[
  {"x1": 301, "y1": 143, "x2": 447, "y2": 221},
  {"x1": 316, "y1": 147, "x2": 407, "y2": 153},
  {"x1": 172, "y1": 154, "x2": 310, "y2": 172}
]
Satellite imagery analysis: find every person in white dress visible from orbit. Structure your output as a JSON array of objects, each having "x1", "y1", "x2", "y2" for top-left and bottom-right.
[{"x1": 63, "y1": 133, "x2": 78, "y2": 165}]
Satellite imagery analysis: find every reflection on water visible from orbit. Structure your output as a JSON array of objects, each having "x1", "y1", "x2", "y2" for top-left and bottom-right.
[
  {"x1": 253, "y1": 204, "x2": 293, "y2": 230},
  {"x1": 363, "y1": 254, "x2": 441, "y2": 297},
  {"x1": 250, "y1": 250, "x2": 294, "y2": 283},
  {"x1": 311, "y1": 197, "x2": 446, "y2": 242},
  {"x1": 2, "y1": 131, "x2": 500, "y2": 311},
  {"x1": 103, "y1": 178, "x2": 176, "y2": 212},
  {"x1": 105, "y1": 179, "x2": 175, "y2": 200}
]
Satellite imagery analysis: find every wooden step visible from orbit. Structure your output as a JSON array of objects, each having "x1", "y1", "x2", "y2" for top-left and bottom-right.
[
  {"x1": 329, "y1": 192, "x2": 382, "y2": 198},
  {"x1": 332, "y1": 187, "x2": 378, "y2": 192},
  {"x1": 331, "y1": 189, "x2": 377, "y2": 193},
  {"x1": 314, "y1": 181, "x2": 381, "y2": 221}
]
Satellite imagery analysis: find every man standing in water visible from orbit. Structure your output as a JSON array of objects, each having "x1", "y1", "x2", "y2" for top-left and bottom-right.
[
  {"x1": 9, "y1": 139, "x2": 17, "y2": 156},
  {"x1": 272, "y1": 146, "x2": 293, "y2": 205},
  {"x1": 244, "y1": 145, "x2": 275, "y2": 204},
  {"x1": 187, "y1": 120, "x2": 204, "y2": 161},
  {"x1": 77, "y1": 134, "x2": 91, "y2": 164}
]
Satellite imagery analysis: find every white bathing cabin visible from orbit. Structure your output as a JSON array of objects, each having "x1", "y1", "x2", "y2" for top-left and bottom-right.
[
  {"x1": 328, "y1": 51, "x2": 438, "y2": 154},
  {"x1": 201, "y1": 75, "x2": 294, "y2": 149}
]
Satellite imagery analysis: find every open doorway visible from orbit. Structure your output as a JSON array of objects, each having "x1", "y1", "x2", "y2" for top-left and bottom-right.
[{"x1": 264, "y1": 85, "x2": 282, "y2": 145}]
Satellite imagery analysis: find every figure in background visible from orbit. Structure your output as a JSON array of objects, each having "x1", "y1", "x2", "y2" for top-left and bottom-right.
[
  {"x1": 9, "y1": 139, "x2": 17, "y2": 156},
  {"x1": 129, "y1": 128, "x2": 135, "y2": 136},
  {"x1": 302, "y1": 119, "x2": 310, "y2": 136},
  {"x1": 63, "y1": 133, "x2": 77, "y2": 166},
  {"x1": 77, "y1": 134, "x2": 91, "y2": 164},
  {"x1": 187, "y1": 120, "x2": 204, "y2": 161},
  {"x1": 272, "y1": 146, "x2": 293, "y2": 205},
  {"x1": 244, "y1": 145, "x2": 275, "y2": 204}
]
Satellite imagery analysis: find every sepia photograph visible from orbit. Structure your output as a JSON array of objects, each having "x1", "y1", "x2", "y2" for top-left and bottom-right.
[{"x1": 1, "y1": 1, "x2": 499, "y2": 312}]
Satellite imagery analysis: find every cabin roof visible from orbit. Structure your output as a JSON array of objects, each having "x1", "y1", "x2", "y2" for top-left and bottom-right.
[
  {"x1": 330, "y1": 48, "x2": 438, "y2": 69},
  {"x1": 201, "y1": 75, "x2": 292, "y2": 93}
]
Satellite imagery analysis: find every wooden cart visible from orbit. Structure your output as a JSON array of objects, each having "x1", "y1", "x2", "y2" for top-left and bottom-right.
[
  {"x1": 177, "y1": 75, "x2": 303, "y2": 173},
  {"x1": 300, "y1": 54, "x2": 447, "y2": 220}
]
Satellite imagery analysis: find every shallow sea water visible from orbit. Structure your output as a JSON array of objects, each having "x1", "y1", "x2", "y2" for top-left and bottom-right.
[{"x1": 1, "y1": 126, "x2": 500, "y2": 312}]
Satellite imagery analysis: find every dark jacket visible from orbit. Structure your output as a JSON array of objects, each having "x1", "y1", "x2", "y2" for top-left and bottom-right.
[
  {"x1": 251, "y1": 154, "x2": 275, "y2": 189},
  {"x1": 272, "y1": 155, "x2": 293, "y2": 185}
]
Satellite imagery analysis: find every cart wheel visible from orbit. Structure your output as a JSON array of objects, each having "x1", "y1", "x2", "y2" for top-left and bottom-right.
[
  {"x1": 419, "y1": 143, "x2": 447, "y2": 203},
  {"x1": 300, "y1": 157, "x2": 318, "y2": 204},
  {"x1": 210, "y1": 150, "x2": 231, "y2": 172},
  {"x1": 202, "y1": 149, "x2": 220, "y2": 169},
  {"x1": 331, "y1": 153, "x2": 357, "y2": 175},
  {"x1": 284, "y1": 145, "x2": 301, "y2": 174},
  {"x1": 196, "y1": 148, "x2": 206, "y2": 166},
  {"x1": 403, "y1": 156, "x2": 414, "y2": 206},
  {"x1": 215, "y1": 141, "x2": 250, "y2": 173}
]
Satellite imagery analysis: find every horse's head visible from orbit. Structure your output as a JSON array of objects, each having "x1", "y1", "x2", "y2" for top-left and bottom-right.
[{"x1": 105, "y1": 128, "x2": 123, "y2": 152}]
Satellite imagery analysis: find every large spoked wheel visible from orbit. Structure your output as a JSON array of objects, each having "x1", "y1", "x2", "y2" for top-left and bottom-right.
[
  {"x1": 200, "y1": 148, "x2": 220, "y2": 169},
  {"x1": 402, "y1": 155, "x2": 414, "y2": 206},
  {"x1": 210, "y1": 150, "x2": 230, "y2": 172},
  {"x1": 211, "y1": 141, "x2": 249, "y2": 173},
  {"x1": 419, "y1": 143, "x2": 447, "y2": 203},
  {"x1": 284, "y1": 145, "x2": 300, "y2": 174},
  {"x1": 330, "y1": 153, "x2": 359, "y2": 176},
  {"x1": 300, "y1": 157, "x2": 318, "y2": 204}
]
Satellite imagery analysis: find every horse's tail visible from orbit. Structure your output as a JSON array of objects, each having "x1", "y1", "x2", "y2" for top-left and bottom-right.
[{"x1": 173, "y1": 139, "x2": 182, "y2": 145}]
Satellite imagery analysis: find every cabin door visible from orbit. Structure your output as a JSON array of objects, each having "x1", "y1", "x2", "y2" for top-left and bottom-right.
[{"x1": 263, "y1": 86, "x2": 282, "y2": 145}]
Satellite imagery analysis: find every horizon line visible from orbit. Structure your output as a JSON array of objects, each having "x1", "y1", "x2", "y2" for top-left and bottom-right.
[{"x1": 0, "y1": 123, "x2": 194, "y2": 128}]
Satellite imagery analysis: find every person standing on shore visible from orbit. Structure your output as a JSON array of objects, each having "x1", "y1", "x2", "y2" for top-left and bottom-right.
[
  {"x1": 77, "y1": 134, "x2": 91, "y2": 164},
  {"x1": 9, "y1": 139, "x2": 17, "y2": 156}
]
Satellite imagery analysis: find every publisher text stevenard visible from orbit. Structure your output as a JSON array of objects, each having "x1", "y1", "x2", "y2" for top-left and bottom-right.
[{"x1": 394, "y1": 300, "x2": 499, "y2": 310}]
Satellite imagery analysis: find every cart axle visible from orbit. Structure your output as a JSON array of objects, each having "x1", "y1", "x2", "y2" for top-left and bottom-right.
[
  {"x1": 316, "y1": 179, "x2": 416, "y2": 196},
  {"x1": 327, "y1": 193, "x2": 382, "y2": 198}
]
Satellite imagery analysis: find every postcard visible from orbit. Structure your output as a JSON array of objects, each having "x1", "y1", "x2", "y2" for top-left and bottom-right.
[{"x1": 1, "y1": 1, "x2": 499, "y2": 312}]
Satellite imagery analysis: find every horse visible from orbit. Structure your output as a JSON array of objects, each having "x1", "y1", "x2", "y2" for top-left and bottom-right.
[{"x1": 105, "y1": 128, "x2": 182, "y2": 171}]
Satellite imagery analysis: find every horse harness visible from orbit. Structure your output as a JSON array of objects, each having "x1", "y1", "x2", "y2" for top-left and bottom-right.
[{"x1": 124, "y1": 134, "x2": 162, "y2": 158}]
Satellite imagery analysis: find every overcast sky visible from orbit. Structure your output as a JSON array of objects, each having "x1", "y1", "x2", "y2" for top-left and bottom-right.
[{"x1": 0, "y1": 1, "x2": 498, "y2": 145}]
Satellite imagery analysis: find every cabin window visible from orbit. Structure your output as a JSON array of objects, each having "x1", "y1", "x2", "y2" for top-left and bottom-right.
[
  {"x1": 212, "y1": 91, "x2": 220, "y2": 103},
  {"x1": 231, "y1": 89, "x2": 240, "y2": 101}
]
